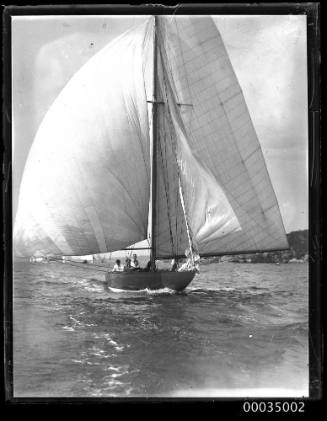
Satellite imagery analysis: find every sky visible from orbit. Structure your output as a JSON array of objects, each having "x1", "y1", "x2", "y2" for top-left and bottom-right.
[{"x1": 12, "y1": 15, "x2": 308, "y2": 233}]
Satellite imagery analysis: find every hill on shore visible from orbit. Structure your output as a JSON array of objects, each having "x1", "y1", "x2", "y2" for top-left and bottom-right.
[
  {"x1": 286, "y1": 229, "x2": 308, "y2": 259},
  {"x1": 15, "y1": 230, "x2": 309, "y2": 265},
  {"x1": 202, "y1": 229, "x2": 309, "y2": 264}
]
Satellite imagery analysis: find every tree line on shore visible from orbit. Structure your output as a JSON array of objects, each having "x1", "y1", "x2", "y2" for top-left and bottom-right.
[
  {"x1": 18, "y1": 229, "x2": 309, "y2": 265},
  {"x1": 202, "y1": 229, "x2": 309, "y2": 264}
]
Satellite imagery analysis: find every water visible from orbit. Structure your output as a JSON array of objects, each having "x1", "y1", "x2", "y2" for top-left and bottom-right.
[{"x1": 13, "y1": 261, "x2": 308, "y2": 397}]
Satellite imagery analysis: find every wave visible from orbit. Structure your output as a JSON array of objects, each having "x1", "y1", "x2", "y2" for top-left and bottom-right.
[
  {"x1": 281, "y1": 321, "x2": 308, "y2": 335},
  {"x1": 108, "y1": 286, "x2": 178, "y2": 296},
  {"x1": 62, "y1": 325, "x2": 75, "y2": 332},
  {"x1": 188, "y1": 287, "x2": 236, "y2": 294}
]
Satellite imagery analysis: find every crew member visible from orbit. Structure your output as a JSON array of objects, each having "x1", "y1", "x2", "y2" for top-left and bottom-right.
[
  {"x1": 112, "y1": 259, "x2": 124, "y2": 272},
  {"x1": 131, "y1": 253, "x2": 140, "y2": 269}
]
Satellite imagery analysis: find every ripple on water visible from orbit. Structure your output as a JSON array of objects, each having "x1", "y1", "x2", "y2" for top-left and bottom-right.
[{"x1": 13, "y1": 261, "x2": 309, "y2": 397}]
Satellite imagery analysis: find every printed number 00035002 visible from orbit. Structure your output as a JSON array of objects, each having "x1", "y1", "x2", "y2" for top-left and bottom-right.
[{"x1": 243, "y1": 401, "x2": 305, "y2": 413}]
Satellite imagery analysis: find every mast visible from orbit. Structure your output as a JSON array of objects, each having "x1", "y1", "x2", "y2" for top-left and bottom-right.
[{"x1": 150, "y1": 15, "x2": 158, "y2": 269}]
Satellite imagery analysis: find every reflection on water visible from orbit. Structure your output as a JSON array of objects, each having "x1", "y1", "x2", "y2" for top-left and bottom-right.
[{"x1": 13, "y1": 262, "x2": 308, "y2": 397}]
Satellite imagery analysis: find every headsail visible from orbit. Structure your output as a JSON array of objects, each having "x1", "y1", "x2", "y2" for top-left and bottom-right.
[
  {"x1": 154, "y1": 35, "x2": 241, "y2": 258},
  {"x1": 154, "y1": 16, "x2": 288, "y2": 258},
  {"x1": 14, "y1": 20, "x2": 153, "y2": 257}
]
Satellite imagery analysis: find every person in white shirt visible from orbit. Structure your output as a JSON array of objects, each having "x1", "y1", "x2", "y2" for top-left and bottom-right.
[
  {"x1": 131, "y1": 254, "x2": 140, "y2": 269},
  {"x1": 112, "y1": 259, "x2": 124, "y2": 272}
]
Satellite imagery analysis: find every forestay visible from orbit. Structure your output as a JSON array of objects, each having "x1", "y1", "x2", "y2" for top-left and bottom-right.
[{"x1": 14, "y1": 21, "x2": 152, "y2": 257}]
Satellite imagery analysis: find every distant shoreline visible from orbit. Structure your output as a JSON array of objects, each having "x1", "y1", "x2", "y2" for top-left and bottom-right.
[{"x1": 14, "y1": 229, "x2": 308, "y2": 265}]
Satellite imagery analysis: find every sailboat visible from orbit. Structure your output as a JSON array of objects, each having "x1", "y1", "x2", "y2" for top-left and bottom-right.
[{"x1": 14, "y1": 16, "x2": 288, "y2": 291}]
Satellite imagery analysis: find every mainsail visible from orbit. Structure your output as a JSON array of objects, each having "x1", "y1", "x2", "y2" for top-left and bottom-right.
[{"x1": 14, "y1": 16, "x2": 288, "y2": 259}]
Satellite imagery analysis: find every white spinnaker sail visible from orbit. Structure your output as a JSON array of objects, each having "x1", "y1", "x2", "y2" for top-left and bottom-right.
[
  {"x1": 154, "y1": 16, "x2": 288, "y2": 257},
  {"x1": 14, "y1": 21, "x2": 153, "y2": 257}
]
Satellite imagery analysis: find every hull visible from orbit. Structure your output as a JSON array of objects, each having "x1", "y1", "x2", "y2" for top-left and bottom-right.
[{"x1": 105, "y1": 270, "x2": 195, "y2": 291}]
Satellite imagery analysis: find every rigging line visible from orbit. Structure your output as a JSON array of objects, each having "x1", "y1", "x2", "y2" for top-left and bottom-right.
[
  {"x1": 163, "y1": 101, "x2": 181, "y2": 257},
  {"x1": 178, "y1": 178, "x2": 195, "y2": 267},
  {"x1": 175, "y1": 173, "x2": 180, "y2": 257},
  {"x1": 162, "y1": 121, "x2": 177, "y2": 255},
  {"x1": 150, "y1": 14, "x2": 158, "y2": 266},
  {"x1": 60, "y1": 257, "x2": 112, "y2": 270},
  {"x1": 158, "y1": 68, "x2": 183, "y2": 256},
  {"x1": 160, "y1": 74, "x2": 180, "y2": 258},
  {"x1": 173, "y1": 124, "x2": 181, "y2": 254},
  {"x1": 51, "y1": 257, "x2": 110, "y2": 272},
  {"x1": 159, "y1": 53, "x2": 197, "y2": 257},
  {"x1": 178, "y1": 207, "x2": 184, "y2": 257},
  {"x1": 158, "y1": 92, "x2": 177, "y2": 254},
  {"x1": 156, "y1": 26, "x2": 185, "y2": 257},
  {"x1": 159, "y1": 52, "x2": 192, "y2": 256},
  {"x1": 175, "y1": 172, "x2": 185, "y2": 258},
  {"x1": 142, "y1": 18, "x2": 155, "y2": 141},
  {"x1": 157, "y1": 109, "x2": 176, "y2": 255},
  {"x1": 155, "y1": 23, "x2": 176, "y2": 257}
]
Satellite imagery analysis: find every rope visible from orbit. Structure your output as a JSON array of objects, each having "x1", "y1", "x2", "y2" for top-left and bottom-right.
[
  {"x1": 51, "y1": 257, "x2": 110, "y2": 272},
  {"x1": 157, "y1": 30, "x2": 197, "y2": 260},
  {"x1": 158, "y1": 46, "x2": 186, "y2": 255},
  {"x1": 157, "y1": 111, "x2": 176, "y2": 255},
  {"x1": 155, "y1": 23, "x2": 177, "y2": 258}
]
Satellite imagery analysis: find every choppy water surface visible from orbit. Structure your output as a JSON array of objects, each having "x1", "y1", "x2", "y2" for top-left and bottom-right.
[{"x1": 13, "y1": 261, "x2": 308, "y2": 397}]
